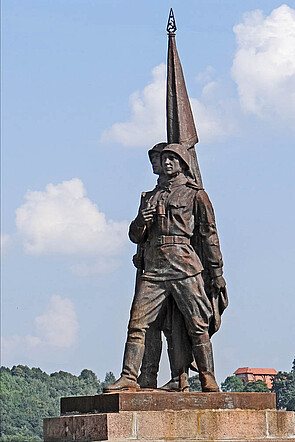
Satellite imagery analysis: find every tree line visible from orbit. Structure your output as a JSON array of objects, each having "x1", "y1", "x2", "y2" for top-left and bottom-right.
[
  {"x1": 0, "y1": 365, "x2": 115, "y2": 441},
  {"x1": 0, "y1": 359, "x2": 294, "y2": 441}
]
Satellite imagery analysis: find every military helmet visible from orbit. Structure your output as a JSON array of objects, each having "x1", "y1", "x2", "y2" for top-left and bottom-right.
[
  {"x1": 160, "y1": 143, "x2": 190, "y2": 170},
  {"x1": 148, "y1": 142, "x2": 167, "y2": 161}
]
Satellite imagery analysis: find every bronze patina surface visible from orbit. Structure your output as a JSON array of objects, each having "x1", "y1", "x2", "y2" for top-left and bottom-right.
[{"x1": 61, "y1": 392, "x2": 276, "y2": 415}]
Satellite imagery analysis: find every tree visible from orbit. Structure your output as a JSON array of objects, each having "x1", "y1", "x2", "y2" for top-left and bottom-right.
[
  {"x1": 79, "y1": 369, "x2": 98, "y2": 384},
  {"x1": 272, "y1": 358, "x2": 295, "y2": 410},
  {"x1": 221, "y1": 376, "x2": 269, "y2": 393},
  {"x1": 100, "y1": 372, "x2": 116, "y2": 392},
  {"x1": 244, "y1": 380, "x2": 269, "y2": 392},
  {"x1": 104, "y1": 372, "x2": 116, "y2": 384},
  {"x1": 286, "y1": 397, "x2": 295, "y2": 411},
  {"x1": 188, "y1": 375, "x2": 202, "y2": 392},
  {"x1": 221, "y1": 376, "x2": 244, "y2": 392},
  {"x1": 0, "y1": 365, "x2": 107, "y2": 441}
]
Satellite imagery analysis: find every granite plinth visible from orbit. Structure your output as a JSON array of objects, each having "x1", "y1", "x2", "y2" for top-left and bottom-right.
[
  {"x1": 44, "y1": 408, "x2": 295, "y2": 441},
  {"x1": 43, "y1": 392, "x2": 295, "y2": 441},
  {"x1": 61, "y1": 391, "x2": 276, "y2": 414}
]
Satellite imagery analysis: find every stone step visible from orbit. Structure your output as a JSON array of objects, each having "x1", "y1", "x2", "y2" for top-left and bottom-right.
[{"x1": 44, "y1": 409, "x2": 295, "y2": 441}]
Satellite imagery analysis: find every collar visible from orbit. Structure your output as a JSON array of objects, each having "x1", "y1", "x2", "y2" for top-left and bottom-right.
[
  {"x1": 166, "y1": 173, "x2": 187, "y2": 189},
  {"x1": 156, "y1": 175, "x2": 168, "y2": 188}
]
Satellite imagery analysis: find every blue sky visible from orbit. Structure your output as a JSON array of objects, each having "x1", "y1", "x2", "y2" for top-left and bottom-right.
[{"x1": 2, "y1": 0, "x2": 295, "y2": 385}]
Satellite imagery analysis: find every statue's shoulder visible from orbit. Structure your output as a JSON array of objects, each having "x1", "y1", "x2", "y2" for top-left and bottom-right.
[
  {"x1": 185, "y1": 179, "x2": 203, "y2": 191},
  {"x1": 141, "y1": 189, "x2": 154, "y2": 199},
  {"x1": 140, "y1": 188, "x2": 156, "y2": 202}
]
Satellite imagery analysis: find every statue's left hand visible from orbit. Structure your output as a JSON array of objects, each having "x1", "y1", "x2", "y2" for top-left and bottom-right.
[{"x1": 211, "y1": 275, "x2": 226, "y2": 291}]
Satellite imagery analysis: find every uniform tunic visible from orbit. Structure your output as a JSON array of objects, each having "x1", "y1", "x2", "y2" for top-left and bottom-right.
[
  {"x1": 129, "y1": 173, "x2": 223, "y2": 281},
  {"x1": 127, "y1": 173, "x2": 224, "y2": 345}
]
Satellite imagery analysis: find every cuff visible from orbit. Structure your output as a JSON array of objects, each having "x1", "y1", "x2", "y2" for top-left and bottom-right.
[{"x1": 210, "y1": 267, "x2": 223, "y2": 278}]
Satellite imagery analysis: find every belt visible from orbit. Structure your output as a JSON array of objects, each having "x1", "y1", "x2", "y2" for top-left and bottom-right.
[{"x1": 151, "y1": 235, "x2": 190, "y2": 246}]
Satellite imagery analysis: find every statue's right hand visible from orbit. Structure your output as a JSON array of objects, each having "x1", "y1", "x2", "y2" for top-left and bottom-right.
[{"x1": 139, "y1": 206, "x2": 156, "y2": 225}]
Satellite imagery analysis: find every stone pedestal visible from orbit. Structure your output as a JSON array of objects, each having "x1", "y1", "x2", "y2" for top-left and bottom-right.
[{"x1": 43, "y1": 392, "x2": 295, "y2": 441}]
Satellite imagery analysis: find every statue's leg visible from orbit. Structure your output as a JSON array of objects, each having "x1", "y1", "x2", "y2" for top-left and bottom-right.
[
  {"x1": 160, "y1": 297, "x2": 191, "y2": 391},
  {"x1": 104, "y1": 279, "x2": 166, "y2": 393},
  {"x1": 192, "y1": 334, "x2": 219, "y2": 392},
  {"x1": 138, "y1": 315, "x2": 163, "y2": 389},
  {"x1": 170, "y1": 274, "x2": 219, "y2": 393}
]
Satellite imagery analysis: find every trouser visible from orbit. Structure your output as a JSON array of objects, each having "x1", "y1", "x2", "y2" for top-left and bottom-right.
[
  {"x1": 120, "y1": 273, "x2": 219, "y2": 392},
  {"x1": 138, "y1": 301, "x2": 165, "y2": 385},
  {"x1": 139, "y1": 296, "x2": 194, "y2": 382},
  {"x1": 128, "y1": 273, "x2": 212, "y2": 344},
  {"x1": 164, "y1": 297, "x2": 195, "y2": 377},
  {"x1": 123, "y1": 273, "x2": 212, "y2": 381}
]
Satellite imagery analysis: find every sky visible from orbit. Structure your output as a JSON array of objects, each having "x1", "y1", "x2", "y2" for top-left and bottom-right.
[{"x1": 1, "y1": 0, "x2": 295, "y2": 386}]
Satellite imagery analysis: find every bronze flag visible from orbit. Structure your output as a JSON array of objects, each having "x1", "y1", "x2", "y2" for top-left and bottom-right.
[{"x1": 166, "y1": 9, "x2": 203, "y2": 188}]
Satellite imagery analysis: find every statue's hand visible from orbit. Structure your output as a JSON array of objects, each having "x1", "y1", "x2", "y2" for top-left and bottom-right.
[
  {"x1": 139, "y1": 206, "x2": 156, "y2": 225},
  {"x1": 211, "y1": 275, "x2": 226, "y2": 291}
]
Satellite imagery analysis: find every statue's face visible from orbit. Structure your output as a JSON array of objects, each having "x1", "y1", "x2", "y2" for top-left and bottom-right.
[
  {"x1": 150, "y1": 152, "x2": 162, "y2": 175},
  {"x1": 162, "y1": 152, "x2": 182, "y2": 177}
]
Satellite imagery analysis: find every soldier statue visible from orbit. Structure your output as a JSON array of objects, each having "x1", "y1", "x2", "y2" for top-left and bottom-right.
[
  {"x1": 104, "y1": 143, "x2": 226, "y2": 393},
  {"x1": 136, "y1": 142, "x2": 196, "y2": 392}
]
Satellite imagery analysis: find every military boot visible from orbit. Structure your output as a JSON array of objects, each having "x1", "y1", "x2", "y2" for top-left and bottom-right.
[
  {"x1": 137, "y1": 372, "x2": 157, "y2": 389},
  {"x1": 103, "y1": 342, "x2": 144, "y2": 393},
  {"x1": 159, "y1": 370, "x2": 189, "y2": 392},
  {"x1": 137, "y1": 327, "x2": 162, "y2": 389},
  {"x1": 192, "y1": 338, "x2": 220, "y2": 393}
]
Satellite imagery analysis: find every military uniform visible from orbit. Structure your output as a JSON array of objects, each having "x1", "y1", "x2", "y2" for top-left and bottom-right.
[
  {"x1": 128, "y1": 172, "x2": 222, "y2": 341},
  {"x1": 134, "y1": 175, "x2": 197, "y2": 390}
]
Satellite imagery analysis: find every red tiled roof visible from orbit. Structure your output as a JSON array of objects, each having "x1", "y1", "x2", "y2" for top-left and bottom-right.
[
  {"x1": 234, "y1": 367, "x2": 277, "y2": 375},
  {"x1": 234, "y1": 367, "x2": 251, "y2": 374}
]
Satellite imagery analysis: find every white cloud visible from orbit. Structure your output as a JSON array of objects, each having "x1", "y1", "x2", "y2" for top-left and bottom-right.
[
  {"x1": 15, "y1": 178, "x2": 128, "y2": 256},
  {"x1": 195, "y1": 66, "x2": 216, "y2": 84},
  {"x1": 1, "y1": 295, "x2": 78, "y2": 364},
  {"x1": 190, "y1": 81, "x2": 238, "y2": 144},
  {"x1": 35, "y1": 295, "x2": 79, "y2": 348},
  {"x1": 231, "y1": 5, "x2": 295, "y2": 124},
  {"x1": 101, "y1": 64, "x2": 236, "y2": 148},
  {"x1": 101, "y1": 64, "x2": 166, "y2": 148}
]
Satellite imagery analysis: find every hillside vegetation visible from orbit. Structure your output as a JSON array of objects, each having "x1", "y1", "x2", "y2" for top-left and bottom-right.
[
  {"x1": 1, "y1": 360, "x2": 294, "y2": 441},
  {"x1": 0, "y1": 365, "x2": 114, "y2": 441}
]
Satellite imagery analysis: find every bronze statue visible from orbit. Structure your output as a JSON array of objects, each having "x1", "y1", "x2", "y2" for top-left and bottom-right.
[
  {"x1": 105, "y1": 143, "x2": 226, "y2": 393},
  {"x1": 104, "y1": 10, "x2": 228, "y2": 394},
  {"x1": 136, "y1": 143, "x2": 196, "y2": 392}
]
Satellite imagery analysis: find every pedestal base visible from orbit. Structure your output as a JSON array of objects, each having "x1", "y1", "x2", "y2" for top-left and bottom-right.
[
  {"x1": 60, "y1": 391, "x2": 276, "y2": 413},
  {"x1": 43, "y1": 392, "x2": 295, "y2": 441}
]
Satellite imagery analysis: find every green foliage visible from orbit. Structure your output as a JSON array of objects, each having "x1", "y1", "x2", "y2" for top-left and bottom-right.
[
  {"x1": 100, "y1": 371, "x2": 116, "y2": 392},
  {"x1": 188, "y1": 375, "x2": 202, "y2": 392},
  {"x1": 286, "y1": 397, "x2": 295, "y2": 411},
  {"x1": 272, "y1": 358, "x2": 295, "y2": 410},
  {"x1": 243, "y1": 380, "x2": 269, "y2": 392},
  {"x1": 0, "y1": 365, "x2": 108, "y2": 441},
  {"x1": 221, "y1": 375, "x2": 244, "y2": 392},
  {"x1": 221, "y1": 376, "x2": 268, "y2": 393},
  {"x1": 79, "y1": 369, "x2": 98, "y2": 384}
]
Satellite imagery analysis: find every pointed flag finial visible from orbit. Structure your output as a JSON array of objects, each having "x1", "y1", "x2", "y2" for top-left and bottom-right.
[{"x1": 167, "y1": 8, "x2": 177, "y2": 34}]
